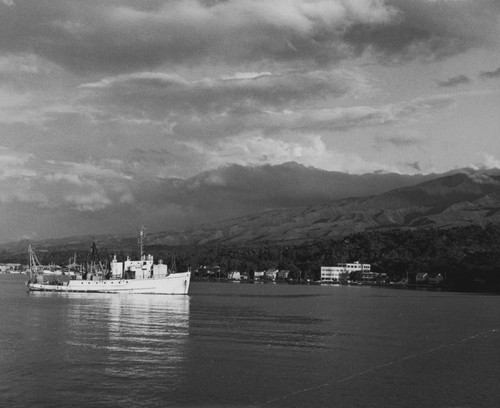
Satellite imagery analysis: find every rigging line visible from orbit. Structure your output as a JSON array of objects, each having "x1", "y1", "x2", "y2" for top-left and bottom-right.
[{"x1": 256, "y1": 327, "x2": 499, "y2": 407}]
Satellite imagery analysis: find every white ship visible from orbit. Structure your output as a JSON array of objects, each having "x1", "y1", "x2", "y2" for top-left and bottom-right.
[{"x1": 26, "y1": 229, "x2": 190, "y2": 295}]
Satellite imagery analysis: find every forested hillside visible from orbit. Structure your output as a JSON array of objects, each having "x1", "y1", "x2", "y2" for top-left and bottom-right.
[
  {"x1": 3, "y1": 224, "x2": 500, "y2": 291},
  {"x1": 18, "y1": 224, "x2": 493, "y2": 291},
  {"x1": 144, "y1": 224, "x2": 500, "y2": 290}
]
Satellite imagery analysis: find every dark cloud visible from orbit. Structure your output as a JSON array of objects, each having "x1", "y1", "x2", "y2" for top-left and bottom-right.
[
  {"x1": 200, "y1": 97, "x2": 452, "y2": 141},
  {"x1": 121, "y1": 162, "x2": 435, "y2": 227},
  {"x1": 437, "y1": 75, "x2": 471, "y2": 88},
  {"x1": 2, "y1": 1, "x2": 498, "y2": 75},
  {"x1": 78, "y1": 70, "x2": 351, "y2": 121},
  {"x1": 376, "y1": 136, "x2": 422, "y2": 148},
  {"x1": 408, "y1": 161, "x2": 421, "y2": 172},
  {"x1": 78, "y1": 71, "x2": 454, "y2": 140},
  {"x1": 480, "y1": 67, "x2": 500, "y2": 79},
  {"x1": 0, "y1": 1, "x2": 206, "y2": 74},
  {"x1": 344, "y1": 0, "x2": 500, "y2": 62}
]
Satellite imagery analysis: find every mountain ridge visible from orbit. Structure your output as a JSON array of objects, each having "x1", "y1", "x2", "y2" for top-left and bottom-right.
[
  {"x1": 1, "y1": 168, "x2": 500, "y2": 260},
  {"x1": 145, "y1": 170, "x2": 500, "y2": 246}
]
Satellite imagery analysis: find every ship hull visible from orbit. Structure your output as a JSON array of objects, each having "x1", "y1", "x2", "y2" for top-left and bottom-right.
[{"x1": 27, "y1": 272, "x2": 191, "y2": 295}]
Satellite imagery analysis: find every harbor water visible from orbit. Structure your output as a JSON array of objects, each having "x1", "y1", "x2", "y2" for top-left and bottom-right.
[{"x1": 1, "y1": 274, "x2": 500, "y2": 407}]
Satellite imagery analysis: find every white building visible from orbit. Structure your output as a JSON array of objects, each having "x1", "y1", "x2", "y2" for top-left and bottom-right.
[
  {"x1": 254, "y1": 271, "x2": 265, "y2": 280},
  {"x1": 338, "y1": 262, "x2": 371, "y2": 273},
  {"x1": 0, "y1": 263, "x2": 21, "y2": 273},
  {"x1": 320, "y1": 266, "x2": 345, "y2": 282},
  {"x1": 228, "y1": 271, "x2": 241, "y2": 280},
  {"x1": 264, "y1": 269, "x2": 278, "y2": 281},
  {"x1": 321, "y1": 262, "x2": 371, "y2": 283}
]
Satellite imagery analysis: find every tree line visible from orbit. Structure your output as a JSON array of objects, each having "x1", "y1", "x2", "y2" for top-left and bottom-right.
[
  {"x1": 147, "y1": 224, "x2": 500, "y2": 290},
  {"x1": 8, "y1": 224, "x2": 500, "y2": 291}
]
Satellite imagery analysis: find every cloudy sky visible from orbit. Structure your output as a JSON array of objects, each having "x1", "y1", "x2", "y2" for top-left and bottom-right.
[{"x1": 1, "y1": 0, "x2": 500, "y2": 243}]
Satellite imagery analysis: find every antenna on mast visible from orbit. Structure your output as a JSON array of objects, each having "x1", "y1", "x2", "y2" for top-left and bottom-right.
[
  {"x1": 28, "y1": 245, "x2": 43, "y2": 281},
  {"x1": 138, "y1": 226, "x2": 146, "y2": 259}
]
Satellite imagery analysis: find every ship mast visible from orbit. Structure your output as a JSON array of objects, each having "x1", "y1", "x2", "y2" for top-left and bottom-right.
[
  {"x1": 138, "y1": 226, "x2": 146, "y2": 260},
  {"x1": 28, "y1": 245, "x2": 43, "y2": 280},
  {"x1": 89, "y1": 242, "x2": 106, "y2": 279}
]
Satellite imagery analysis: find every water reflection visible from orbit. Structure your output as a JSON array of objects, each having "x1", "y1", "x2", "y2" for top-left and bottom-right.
[
  {"x1": 24, "y1": 292, "x2": 190, "y2": 402},
  {"x1": 62, "y1": 294, "x2": 190, "y2": 352},
  {"x1": 105, "y1": 295, "x2": 190, "y2": 361}
]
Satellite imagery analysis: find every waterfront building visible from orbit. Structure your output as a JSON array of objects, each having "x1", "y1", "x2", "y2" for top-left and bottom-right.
[
  {"x1": 321, "y1": 261, "x2": 371, "y2": 283},
  {"x1": 276, "y1": 270, "x2": 290, "y2": 281},
  {"x1": 416, "y1": 272, "x2": 444, "y2": 285},
  {"x1": 264, "y1": 269, "x2": 278, "y2": 281},
  {"x1": 0, "y1": 263, "x2": 22, "y2": 273},
  {"x1": 228, "y1": 271, "x2": 241, "y2": 280},
  {"x1": 254, "y1": 271, "x2": 265, "y2": 280},
  {"x1": 320, "y1": 266, "x2": 346, "y2": 282},
  {"x1": 338, "y1": 262, "x2": 371, "y2": 273}
]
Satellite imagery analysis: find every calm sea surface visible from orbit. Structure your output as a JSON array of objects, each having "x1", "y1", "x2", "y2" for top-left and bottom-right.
[{"x1": 1, "y1": 274, "x2": 499, "y2": 408}]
